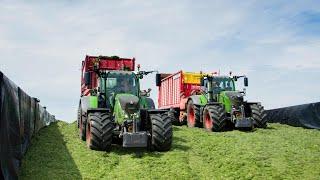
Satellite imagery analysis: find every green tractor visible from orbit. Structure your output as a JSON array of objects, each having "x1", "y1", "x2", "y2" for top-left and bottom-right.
[
  {"x1": 187, "y1": 74, "x2": 267, "y2": 131},
  {"x1": 77, "y1": 56, "x2": 172, "y2": 151}
]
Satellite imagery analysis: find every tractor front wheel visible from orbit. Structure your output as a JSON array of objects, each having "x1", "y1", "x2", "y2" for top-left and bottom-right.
[
  {"x1": 202, "y1": 105, "x2": 227, "y2": 132},
  {"x1": 187, "y1": 100, "x2": 201, "y2": 128},
  {"x1": 86, "y1": 112, "x2": 113, "y2": 151},
  {"x1": 250, "y1": 104, "x2": 267, "y2": 128},
  {"x1": 150, "y1": 113, "x2": 173, "y2": 151}
]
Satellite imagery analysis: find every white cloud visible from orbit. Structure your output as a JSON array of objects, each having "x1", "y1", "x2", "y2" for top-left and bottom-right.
[{"x1": 1, "y1": 0, "x2": 320, "y2": 121}]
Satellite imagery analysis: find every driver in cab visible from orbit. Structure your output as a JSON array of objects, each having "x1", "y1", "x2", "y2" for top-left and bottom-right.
[{"x1": 117, "y1": 78, "x2": 131, "y2": 93}]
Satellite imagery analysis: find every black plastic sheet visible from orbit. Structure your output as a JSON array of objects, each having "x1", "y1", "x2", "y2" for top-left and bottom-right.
[
  {"x1": 0, "y1": 71, "x2": 56, "y2": 180},
  {"x1": 19, "y1": 88, "x2": 32, "y2": 155},
  {"x1": 266, "y1": 102, "x2": 320, "y2": 129},
  {"x1": 30, "y1": 99, "x2": 35, "y2": 139},
  {"x1": 0, "y1": 72, "x2": 21, "y2": 180}
]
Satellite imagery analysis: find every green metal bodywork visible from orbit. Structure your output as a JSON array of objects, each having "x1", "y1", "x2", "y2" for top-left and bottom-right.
[
  {"x1": 114, "y1": 94, "x2": 131, "y2": 124},
  {"x1": 190, "y1": 76, "x2": 236, "y2": 113},
  {"x1": 190, "y1": 92, "x2": 232, "y2": 113},
  {"x1": 139, "y1": 97, "x2": 149, "y2": 109},
  {"x1": 112, "y1": 94, "x2": 153, "y2": 124},
  {"x1": 89, "y1": 96, "x2": 98, "y2": 108},
  {"x1": 218, "y1": 92, "x2": 232, "y2": 113},
  {"x1": 84, "y1": 71, "x2": 156, "y2": 125},
  {"x1": 199, "y1": 94, "x2": 208, "y2": 106}
]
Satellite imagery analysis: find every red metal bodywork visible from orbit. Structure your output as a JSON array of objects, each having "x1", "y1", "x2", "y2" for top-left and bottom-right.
[
  {"x1": 158, "y1": 71, "x2": 201, "y2": 110},
  {"x1": 81, "y1": 55, "x2": 135, "y2": 96}
]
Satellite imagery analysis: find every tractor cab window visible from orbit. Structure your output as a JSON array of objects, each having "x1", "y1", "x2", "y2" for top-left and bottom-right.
[
  {"x1": 213, "y1": 78, "x2": 235, "y2": 93},
  {"x1": 105, "y1": 72, "x2": 138, "y2": 96}
]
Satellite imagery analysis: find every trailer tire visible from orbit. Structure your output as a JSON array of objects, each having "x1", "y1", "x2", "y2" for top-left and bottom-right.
[
  {"x1": 187, "y1": 100, "x2": 201, "y2": 128},
  {"x1": 251, "y1": 104, "x2": 267, "y2": 128},
  {"x1": 169, "y1": 109, "x2": 181, "y2": 126},
  {"x1": 86, "y1": 112, "x2": 113, "y2": 151},
  {"x1": 203, "y1": 105, "x2": 227, "y2": 132},
  {"x1": 150, "y1": 113, "x2": 173, "y2": 151}
]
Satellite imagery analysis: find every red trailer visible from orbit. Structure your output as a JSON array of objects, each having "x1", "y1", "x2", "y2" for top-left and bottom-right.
[
  {"x1": 156, "y1": 71, "x2": 204, "y2": 122},
  {"x1": 81, "y1": 55, "x2": 135, "y2": 96}
]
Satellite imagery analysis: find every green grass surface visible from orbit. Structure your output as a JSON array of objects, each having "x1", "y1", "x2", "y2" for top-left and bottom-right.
[{"x1": 20, "y1": 121, "x2": 320, "y2": 179}]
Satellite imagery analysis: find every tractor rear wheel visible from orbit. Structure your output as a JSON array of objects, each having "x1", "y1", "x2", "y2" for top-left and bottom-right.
[
  {"x1": 187, "y1": 100, "x2": 201, "y2": 128},
  {"x1": 86, "y1": 112, "x2": 113, "y2": 151},
  {"x1": 202, "y1": 105, "x2": 227, "y2": 132},
  {"x1": 78, "y1": 107, "x2": 86, "y2": 141},
  {"x1": 150, "y1": 113, "x2": 173, "y2": 151},
  {"x1": 251, "y1": 104, "x2": 267, "y2": 128}
]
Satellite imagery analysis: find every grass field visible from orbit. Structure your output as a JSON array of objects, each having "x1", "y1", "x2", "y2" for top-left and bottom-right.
[{"x1": 20, "y1": 121, "x2": 320, "y2": 179}]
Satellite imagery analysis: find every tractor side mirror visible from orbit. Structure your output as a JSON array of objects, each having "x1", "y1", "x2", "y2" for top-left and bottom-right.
[
  {"x1": 156, "y1": 74, "x2": 161, "y2": 86},
  {"x1": 84, "y1": 72, "x2": 91, "y2": 86},
  {"x1": 140, "y1": 89, "x2": 151, "y2": 97},
  {"x1": 244, "y1": 77, "x2": 248, "y2": 87},
  {"x1": 233, "y1": 76, "x2": 238, "y2": 81},
  {"x1": 200, "y1": 77, "x2": 205, "y2": 86}
]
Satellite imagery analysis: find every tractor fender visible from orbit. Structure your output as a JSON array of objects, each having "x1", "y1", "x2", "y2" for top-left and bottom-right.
[
  {"x1": 245, "y1": 102, "x2": 261, "y2": 106},
  {"x1": 80, "y1": 96, "x2": 98, "y2": 113},
  {"x1": 147, "y1": 109, "x2": 169, "y2": 114},
  {"x1": 204, "y1": 102, "x2": 222, "y2": 107},
  {"x1": 145, "y1": 97, "x2": 155, "y2": 109},
  {"x1": 80, "y1": 96, "x2": 90, "y2": 113},
  {"x1": 140, "y1": 109, "x2": 170, "y2": 125},
  {"x1": 187, "y1": 95, "x2": 204, "y2": 107},
  {"x1": 141, "y1": 97, "x2": 155, "y2": 109},
  {"x1": 87, "y1": 108, "x2": 110, "y2": 113}
]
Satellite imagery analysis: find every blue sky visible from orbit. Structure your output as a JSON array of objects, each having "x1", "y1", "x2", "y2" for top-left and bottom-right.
[{"x1": 1, "y1": 0, "x2": 320, "y2": 122}]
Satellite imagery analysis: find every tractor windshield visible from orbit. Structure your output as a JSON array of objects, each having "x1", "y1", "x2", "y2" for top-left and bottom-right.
[
  {"x1": 105, "y1": 72, "x2": 139, "y2": 96},
  {"x1": 213, "y1": 77, "x2": 235, "y2": 92}
]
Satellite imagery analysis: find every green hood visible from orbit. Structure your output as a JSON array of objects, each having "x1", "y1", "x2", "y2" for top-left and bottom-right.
[
  {"x1": 219, "y1": 91, "x2": 244, "y2": 113},
  {"x1": 113, "y1": 94, "x2": 139, "y2": 124}
]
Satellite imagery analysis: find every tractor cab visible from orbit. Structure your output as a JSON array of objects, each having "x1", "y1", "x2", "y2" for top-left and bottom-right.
[
  {"x1": 201, "y1": 75, "x2": 247, "y2": 101},
  {"x1": 97, "y1": 71, "x2": 139, "y2": 110},
  {"x1": 103, "y1": 71, "x2": 139, "y2": 99},
  {"x1": 201, "y1": 76, "x2": 235, "y2": 96},
  {"x1": 201, "y1": 76, "x2": 237, "y2": 103},
  {"x1": 214, "y1": 77, "x2": 235, "y2": 92}
]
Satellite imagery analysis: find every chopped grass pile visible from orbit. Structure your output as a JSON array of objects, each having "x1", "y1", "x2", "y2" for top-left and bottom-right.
[{"x1": 20, "y1": 121, "x2": 320, "y2": 179}]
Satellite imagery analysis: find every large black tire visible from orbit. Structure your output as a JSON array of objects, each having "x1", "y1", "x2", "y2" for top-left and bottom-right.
[
  {"x1": 150, "y1": 113, "x2": 173, "y2": 151},
  {"x1": 187, "y1": 100, "x2": 201, "y2": 128},
  {"x1": 202, "y1": 105, "x2": 227, "y2": 132},
  {"x1": 169, "y1": 109, "x2": 181, "y2": 126},
  {"x1": 251, "y1": 104, "x2": 267, "y2": 128},
  {"x1": 86, "y1": 112, "x2": 113, "y2": 151},
  {"x1": 77, "y1": 107, "x2": 80, "y2": 128},
  {"x1": 78, "y1": 106, "x2": 86, "y2": 141}
]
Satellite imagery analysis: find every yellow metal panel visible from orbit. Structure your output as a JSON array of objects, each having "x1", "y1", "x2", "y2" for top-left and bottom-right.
[{"x1": 182, "y1": 72, "x2": 203, "y2": 84}]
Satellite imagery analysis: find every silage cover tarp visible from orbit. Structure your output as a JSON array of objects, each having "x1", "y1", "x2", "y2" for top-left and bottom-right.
[
  {"x1": 266, "y1": 102, "x2": 320, "y2": 129},
  {"x1": 0, "y1": 71, "x2": 56, "y2": 180}
]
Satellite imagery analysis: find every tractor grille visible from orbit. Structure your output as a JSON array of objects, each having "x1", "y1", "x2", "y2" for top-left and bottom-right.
[{"x1": 225, "y1": 92, "x2": 244, "y2": 107}]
